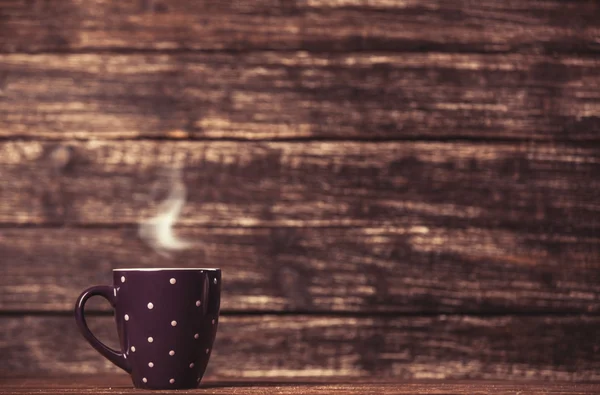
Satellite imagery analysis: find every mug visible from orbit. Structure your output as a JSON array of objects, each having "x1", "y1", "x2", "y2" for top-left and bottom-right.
[{"x1": 75, "y1": 268, "x2": 221, "y2": 389}]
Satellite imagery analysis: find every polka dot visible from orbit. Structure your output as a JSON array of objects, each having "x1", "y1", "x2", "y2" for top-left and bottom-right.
[
  {"x1": 142, "y1": 378, "x2": 147, "y2": 383},
  {"x1": 124, "y1": 314, "x2": 129, "y2": 321},
  {"x1": 169, "y1": 350, "x2": 175, "y2": 356},
  {"x1": 121, "y1": 276, "x2": 126, "y2": 283},
  {"x1": 213, "y1": 278, "x2": 217, "y2": 285},
  {"x1": 194, "y1": 333, "x2": 199, "y2": 339},
  {"x1": 113, "y1": 288, "x2": 117, "y2": 297},
  {"x1": 212, "y1": 319, "x2": 215, "y2": 325},
  {"x1": 148, "y1": 337, "x2": 154, "y2": 343},
  {"x1": 189, "y1": 362, "x2": 195, "y2": 368},
  {"x1": 169, "y1": 379, "x2": 175, "y2": 384},
  {"x1": 147, "y1": 302, "x2": 154, "y2": 309},
  {"x1": 195, "y1": 300, "x2": 201, "y2": 307},
  {"x1": 171, "y1": 320, "x2": 177, "y2": 327},
  {"x1": 206, "y1": 348, "x2": 210, "y2": 354},
  {"x1": 130, "y1": 346, "x2": 136, "y2": 352},
  {"x1": 148, "y1": 362, "x2": 154, "y2": 368},
  {"x1": 170, "y1": 278, "x2": 176, "y2": 285}
]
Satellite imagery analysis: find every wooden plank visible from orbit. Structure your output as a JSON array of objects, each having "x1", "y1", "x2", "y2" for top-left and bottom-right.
[
  {"x1": 0, "y1": 53, "x2": 599, "y2": 140},
  {"x1": 0, "y1": 0, "x2": 598, "y2": 54},
  {"x1": 1, "y1": 141, "x2": 598, "y2": 228},
  {"x1": 1, "y1": 227, "x2": 599, "y2": 314},
  {"x1": 1, "y1": 377, "x2": 600, "y2": 395},
  {"x1": 1, "y1": 315, "x2": 598, "y2": 380}
]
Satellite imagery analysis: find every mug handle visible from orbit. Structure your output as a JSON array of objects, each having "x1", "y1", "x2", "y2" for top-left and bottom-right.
[{"x1": 74, "y1": 285, "x2": 131, "y2": 373}]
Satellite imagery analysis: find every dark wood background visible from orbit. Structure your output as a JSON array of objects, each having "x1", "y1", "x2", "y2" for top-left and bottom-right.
[{"x1": 0, "y1": 0, "x2": 599, "y2": 381}]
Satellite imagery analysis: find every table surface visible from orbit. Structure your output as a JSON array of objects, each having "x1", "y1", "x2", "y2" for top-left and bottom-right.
[{"x1": 1, "y1": 376, "x2": 599, "y2": 395}]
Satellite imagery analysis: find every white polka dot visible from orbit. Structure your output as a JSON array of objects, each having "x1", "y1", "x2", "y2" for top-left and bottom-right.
[
  {"x1": 113, "y1": 288, "x2": 117, "y2": 297},
  {"x1": 170, "y1": 278, "x2": 176, "y2": 284},
  {"x1": 206, "y1": 348, "x2": 210, "y2": 354},
  {"x1": 147, "y1": 302, "x2": 154, "y2": 309},
  {"x1": 121, "y1": 276, "x2": 126, "y2": 283},
  {"x1": 212, "y1": 319, "x2": 215, "y2": 325},
  {"x1": 194, "y1": 333, "x2": 199, "y2": 339},
  {"x1": 195, "y1": 300, "x2": 201, "y2": 307},
  {"x1": 171, "y1": 320, "x2": 177, "y2": 327},
  {"x1": 142, "y1": 378, "x2": 147, "y2": 383},
  {"x1": 123, "y1": 354, "x2": 127, "y2": 359},
  {"x1": 148, "y1": 337, "x2": 154, "y2": 343},
  {"x1": 213, "y1": 278, "x2": 217, "y2": 284},
  {"x1": 169, "y1": 350, "x2": 175, "y2": 356},
  {"x1": 189, "y1": 362, "x2": 195, "y2": 368},
  {"x1": 130, "y1": 346, "x2": 136, "y2": 352},
  {"x1": 169, "y1": 379, "x2": 175, "y2": 384},
  {"x1": 148, "y1": 362, "x2": 154, "y2": 368},
  {"x1": 124, "y1": 314, "x2": 129, "y2": 321}
]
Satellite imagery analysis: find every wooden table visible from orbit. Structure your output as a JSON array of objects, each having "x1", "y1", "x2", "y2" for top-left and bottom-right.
[{"x1": 1, "y1": 376, "x2": 599, "y2": 395}]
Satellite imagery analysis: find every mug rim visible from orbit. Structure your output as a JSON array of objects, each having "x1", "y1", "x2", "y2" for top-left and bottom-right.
[{"x1": 113, "y1": 268, "x2": 220, "y2": 271}]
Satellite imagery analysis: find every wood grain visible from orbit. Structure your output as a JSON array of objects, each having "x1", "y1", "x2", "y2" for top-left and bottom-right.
[
  {"x1": 0, "y1": 53, "x2": 599, "y2": 140},
  {"x1": 1, "y1": 141, "x2": 598, "y2": 229},
  {"x1": 1, "y1": 0, "x2": 598, "y2": 385},
  {"x1": 1, "y1": 0, "x2": 598, "y2": 54},
  {"x1": 1, "y1": 377, "x2": 600, "y2": 395},
  {"x1": 1, "y1": 315, "x2": 599, "y2": 380},
  {"x1": 0, "y1": 227, "x2": 598, "y2": 313}
]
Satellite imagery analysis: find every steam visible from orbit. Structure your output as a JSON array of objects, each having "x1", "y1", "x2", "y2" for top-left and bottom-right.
[{"x1": 138, "y1": 168, "x2": 194, "y2": 257}]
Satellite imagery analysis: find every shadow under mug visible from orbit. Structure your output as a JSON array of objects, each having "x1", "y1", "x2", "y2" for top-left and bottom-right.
[{"x1": 75, "y1": 268, "x2": 221, "y2": 390}]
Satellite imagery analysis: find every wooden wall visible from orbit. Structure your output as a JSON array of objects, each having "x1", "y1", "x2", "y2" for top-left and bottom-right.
[{"x1": 0, "y1": 0, "x2": 599, "y2": 380}]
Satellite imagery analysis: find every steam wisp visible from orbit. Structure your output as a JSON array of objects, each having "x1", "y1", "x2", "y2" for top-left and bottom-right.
[{"x1": 138, "y1": 168, "x2": 194, "y2": 257}]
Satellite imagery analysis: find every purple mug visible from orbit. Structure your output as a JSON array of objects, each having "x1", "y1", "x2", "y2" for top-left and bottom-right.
[{"x1": 75, "y1": 268, "x2": 221, "y2": 389}]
